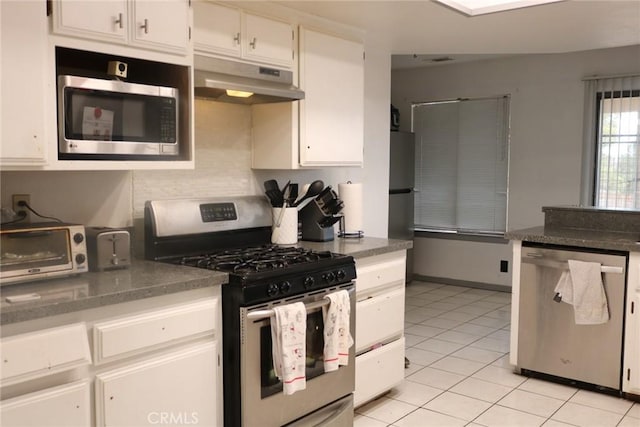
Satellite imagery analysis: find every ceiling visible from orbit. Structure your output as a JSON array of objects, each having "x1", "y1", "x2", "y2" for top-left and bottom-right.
[{"x1": 275, "y1": 0, "x2": 640, "y2": 69}]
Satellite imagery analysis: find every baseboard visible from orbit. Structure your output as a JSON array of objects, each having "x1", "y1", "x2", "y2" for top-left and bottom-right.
[{"x1": 412, "y1": 274, "x2": 512, "y2": 293}]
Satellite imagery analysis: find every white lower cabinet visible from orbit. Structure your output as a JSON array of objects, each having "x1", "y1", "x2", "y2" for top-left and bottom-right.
[
  {"x1": 354, "y1": 251, "x2": 406, "y2": 407},
  {"x1": 0, "y1": 290, "x2": 222, "y2": 427},
  {"x1": 0, "y1": 380, "x2": 91, "y2": 426},
  {"x1": 354, "y1": 338, "x2": 405, "y2": 408},
  {"x1": 95, "y1": 341, "x2": 217, "y2": 427}
]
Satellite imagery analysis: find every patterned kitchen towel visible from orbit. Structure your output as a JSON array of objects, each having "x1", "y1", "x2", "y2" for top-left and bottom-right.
[
  {"x1": 322, "y1": 290, "x2": 353, "y2": 372},
  {"x1": 554, "y1": 259, "x2": 609, "y2": 325},
  {"x1": 271, "y1": 302, "x2": 307, "y2": 395}
]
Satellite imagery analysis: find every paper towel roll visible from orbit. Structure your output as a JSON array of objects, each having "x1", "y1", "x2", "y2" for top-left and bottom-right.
[{"x1": 338, "y1": 182, "x2": 363, "y2": 234}]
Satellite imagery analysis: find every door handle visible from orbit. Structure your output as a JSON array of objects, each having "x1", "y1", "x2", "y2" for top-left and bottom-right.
[{"x1": 522, "y1": 257, "x2": 624, "y2": 274}]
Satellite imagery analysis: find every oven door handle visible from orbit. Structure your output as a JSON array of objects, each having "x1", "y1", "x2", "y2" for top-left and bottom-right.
[{"x1": 247, "y1": 298, "x2": 330, "y2": 321}]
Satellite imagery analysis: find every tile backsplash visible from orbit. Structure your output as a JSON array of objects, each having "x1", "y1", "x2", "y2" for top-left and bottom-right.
[{"x1": 133, "y1": 99, "x2": 259, "y2": 217}]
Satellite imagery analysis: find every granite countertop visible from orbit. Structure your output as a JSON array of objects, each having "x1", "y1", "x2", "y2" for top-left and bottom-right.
[
  {"x1": 505, "y1": 226, "x2": 640, "y2": 252},
  {"x1": 297, "y1": 236, "x2": 413, "y2": 259},
  {"x1": 0, "y1": 237, "x2": 411, "y2": 325},
  {"x1": 0, "y1": 261, "x2": 227, "y2": 325}
]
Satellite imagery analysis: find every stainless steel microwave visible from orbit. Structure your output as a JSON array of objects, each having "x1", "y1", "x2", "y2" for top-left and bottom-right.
[
  {"x1": 0, "y1": 223, "x2": 88, "y2": 286},
  {"x1": 57, "y1": 75, "x2": 179, "y2": 159}
]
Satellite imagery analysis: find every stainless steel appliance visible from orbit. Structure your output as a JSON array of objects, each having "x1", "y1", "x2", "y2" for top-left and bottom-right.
[
  {"x1": 194, "y1": 55, "x2": 304, "y2": 104},
  {"x1": 144, "y1": 196, "x2": 356, "y2": 426},
  {"x1": 58, "y1": 75, "x2": 179, "y2": 159},
  {"x1": 517, "y1": 243, "x2": 627, "y2": 393},
  {"x1": 0, "y1": 222, "x2": 88, "y2": 285},
  {"x1": 388, "y1": 131, "x2": 415, "y2": 281},
  {"x1": 85, "y1": 227, "x2": 131, "y2": 272}
]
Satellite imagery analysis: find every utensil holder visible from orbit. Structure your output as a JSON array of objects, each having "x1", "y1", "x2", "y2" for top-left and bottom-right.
[{"x1": 271, "y1": 207, "x2": 298, "y2": 245}]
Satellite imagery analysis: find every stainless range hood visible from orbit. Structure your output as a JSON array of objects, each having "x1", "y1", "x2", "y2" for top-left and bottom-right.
[{"x1": 194, "y1": 55, "x2": 304, "y2": 104}]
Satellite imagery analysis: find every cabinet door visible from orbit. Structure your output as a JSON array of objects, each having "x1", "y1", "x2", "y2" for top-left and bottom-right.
[
  {"x1": 193, "y1": 1, "x2": 242, "y2": 57},
  {"x1": 52, "y1": 0, "x2": 128, "y2": 43},
  {"x1": 299, "y1": 28, "x2": 364, "y2": 167},
  {"x1": 0, "y1": 380, "x2": 91, "y2": 427},
  {"x1": 0, "y1": 0, "x2": 47, "y2": 166},
  {"x1": 95, "y1": 341, "x2": 217, "y2": 427},
  {"x1": 131, "y1": 0, "x2": 190, "y2": 53},
  {"x1": 242, "y1": 13, "x2": 294, "y2": 67}
]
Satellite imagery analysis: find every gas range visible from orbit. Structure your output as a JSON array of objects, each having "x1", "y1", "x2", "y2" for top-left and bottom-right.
[
  {"x1": 144, "y1": 196, "x2": 357, "y2": 426},
  {"x1": 144, "y1": 196, "x2": 355, "y2": 305}
]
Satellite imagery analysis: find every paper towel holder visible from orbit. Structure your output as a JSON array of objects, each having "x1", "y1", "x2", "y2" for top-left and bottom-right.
[{"x1": 338, "y1": 216, "x2": 363, "y2": 239}]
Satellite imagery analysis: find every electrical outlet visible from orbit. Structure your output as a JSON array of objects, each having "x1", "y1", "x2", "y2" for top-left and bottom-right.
[{"x1": 12, "y1": 194, "x2": 31, "y2": 222}]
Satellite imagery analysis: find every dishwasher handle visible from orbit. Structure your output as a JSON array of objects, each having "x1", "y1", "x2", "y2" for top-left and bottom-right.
[{"x1": 522, "y1": 254, "x2": 624, "y2": 274}]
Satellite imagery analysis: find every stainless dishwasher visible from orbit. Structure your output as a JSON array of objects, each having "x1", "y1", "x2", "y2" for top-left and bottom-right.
[{"x1": 517, "y1": 243, "x2": 627, "y2": 392}]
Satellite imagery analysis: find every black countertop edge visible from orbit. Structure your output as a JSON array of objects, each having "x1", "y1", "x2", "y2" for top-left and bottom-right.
[{"x1": 505, "y1": 226, "x2": 640, "y2": 252}]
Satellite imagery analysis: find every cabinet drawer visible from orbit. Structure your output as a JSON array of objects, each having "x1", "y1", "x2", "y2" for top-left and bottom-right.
[
  {"x1": 355, "y1": 251, "x2": 406, "y2": 295},
  {"x1": 0, "y1": 380, "x2": 91, "y2": 426},
  {"x1": 354, "y1": 337, "x2": 405, "y2": 408},
  {"x1": 93, "y1": 298, "x2": 217, "y2": 364},
  {"x1": 356, "y1": 287, "x2": 404, "y2": 354},
  {"x1": 0, "y1": 323, "x2": 91, "y2": 386}
]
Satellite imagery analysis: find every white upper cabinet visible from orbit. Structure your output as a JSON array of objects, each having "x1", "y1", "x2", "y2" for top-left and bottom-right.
[
  {"x1": 194, "y1": 1, "x2": 242, "y2": 57},
  {"x1": 53, "y1": 0, "x2": 128, "y2": 44},
  {"x1": 242, "y1": 12, "x2": 294, "y2": 67},
  {"x1": 52, "y1": 0, "x2": 191, "y2": 55},
  {"x1": 0, "y1": 0, "x2": 48, "y2": 166},
  {"x1": 299, "y1": 27, "x2": 364, "y2": 167},
  {"x1": 252, "y1": 27, "x2": 364, "y2": 169},
  {"x1": 193, "y1": 1, "x2": 294, "y2": 68}
]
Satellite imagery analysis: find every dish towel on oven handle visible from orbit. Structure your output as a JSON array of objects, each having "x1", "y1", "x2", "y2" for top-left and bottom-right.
[
  {"x1": 553, "y1": 259, "x2": 609, "y2": 325},
  {"x1": 271, "y1": 302, "x2": 307, "y2": 395},
  {"x1": 322, "y1": 290, "x2": 353, "y2": 372}
]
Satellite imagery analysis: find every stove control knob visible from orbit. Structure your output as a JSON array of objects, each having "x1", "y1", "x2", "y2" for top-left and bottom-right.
[
  {"x1": 279, "y1": 281, "x2": 291, "y2": 294},
  {"x1": 303, "y1": 276, "x2": 315, "y2": 289},
  {"x1": 336, "y1": 269, "x2": 346, "y2": 281},
  {"x1": 267, "y1": 283, "x2": 280, "y2": 297},
  {"x1": 323, "y1": 272, "x2": 336, "y2": 283}
]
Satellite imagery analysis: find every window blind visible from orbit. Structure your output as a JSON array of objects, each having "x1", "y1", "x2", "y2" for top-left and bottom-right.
[{"x1": 412, "y1": 96, "x2": 510, "y2": 234}]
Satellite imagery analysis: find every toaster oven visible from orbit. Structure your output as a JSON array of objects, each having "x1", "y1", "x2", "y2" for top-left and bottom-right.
[{"x1": 0, "y1": 223, "x2": 88, "y2": 286}]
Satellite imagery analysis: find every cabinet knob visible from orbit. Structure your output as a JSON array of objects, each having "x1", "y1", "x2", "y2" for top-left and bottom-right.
[
  {"x1": 140, "y1": 18, "x2": 149, "y2": 34},
  {"x1": 233, "y1": 32, "x2": 240, "y2": 45},
  {"x1": 114, "y1": 13, "x2": 123, "y2": 29},
  {"x1": 249, "y1": 37, "x2": 257, "y2": 49}
]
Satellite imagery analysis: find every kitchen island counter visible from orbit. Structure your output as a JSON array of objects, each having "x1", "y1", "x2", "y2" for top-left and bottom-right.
[
  {"x1": 0, "y1": 260, "x2": 226, "y2": 325},
  {"x1": 297, "y1": 236, "x2": 413, "y2": 259},
  {"x1": 506, "y1": 226, "x2": 639, "y2": 252}
]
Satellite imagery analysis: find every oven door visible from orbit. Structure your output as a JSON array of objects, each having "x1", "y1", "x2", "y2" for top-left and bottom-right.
[{"x1": 240, "y1": 283, "x2": 355, "y2": 427}]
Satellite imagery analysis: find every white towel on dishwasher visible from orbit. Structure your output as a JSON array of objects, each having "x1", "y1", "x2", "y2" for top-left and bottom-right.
[
  {"x1": 271, "y1": 302, "x2": 306, "y2": 395},
  {"x1": 322, "y1": 290, "x2": 353, "y2": 372},
  {"x1": 554, "y1": 259, "x2": 609, "y2": 325}
]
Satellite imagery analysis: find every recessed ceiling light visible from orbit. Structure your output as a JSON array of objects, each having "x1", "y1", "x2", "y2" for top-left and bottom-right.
[{"x1": 435, "y1": 0, "x2": 563, "y2": 16}]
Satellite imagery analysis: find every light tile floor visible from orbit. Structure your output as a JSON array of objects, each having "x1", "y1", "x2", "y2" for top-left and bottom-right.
[{"x1": 355, "y1": 281, "x2": 640, "y2": 427}]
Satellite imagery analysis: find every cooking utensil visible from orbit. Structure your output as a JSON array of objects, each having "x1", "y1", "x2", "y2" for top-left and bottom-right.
[
  {"x1": 264, "y1": 179, "x2": 283, "y2": 207},
  {"x1": 293, "y1": 180, "x2": 324, "y2": 207},
  {"x1": 275, "y1": 186, "x2": 292, "y2": 227},
  {"x1": 287, "y1": 183, "x2": 298, "y2": 205}
]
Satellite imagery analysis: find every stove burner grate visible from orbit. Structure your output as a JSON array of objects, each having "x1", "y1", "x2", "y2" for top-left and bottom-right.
[{"x1": 178, "y1": 244, "x2": 335, "y2": 274}]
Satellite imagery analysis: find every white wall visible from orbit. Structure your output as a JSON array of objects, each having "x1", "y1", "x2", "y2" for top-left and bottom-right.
[
  {"x1": 392, "y1": 45, "x2": 640, "y2": 287},
  {"x1": 1, "y1": 39, "x2": 391, "y2": 238}
]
